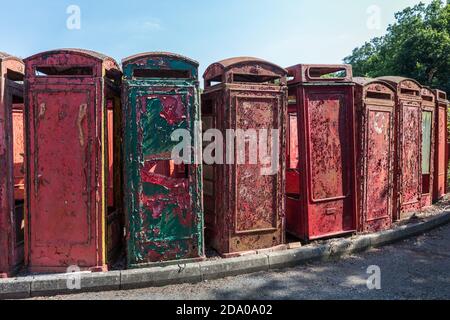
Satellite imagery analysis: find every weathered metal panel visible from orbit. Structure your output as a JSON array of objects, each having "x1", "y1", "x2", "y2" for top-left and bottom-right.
[
  {"x1": 0, "y1": 53, "x2": 25, "y2": 277},
  {"x1": 354, "y1": 78, "x2": 395, "y2": 233},
  {"x1": 433, "y1": 89, "x2": 448, "y2": 202},
  {"x1": 122, "y1": 53, "x2": 203, "y2": 267},
  {"x1": 107, "y1": 103, "x2": 114, "y2": 208},
  {"x1": 305, "y1": 89, "x2": 355, "y2": 238},
  {"x1": 378, "y1": 77, "x2": 423, "y2": 220},
  {"x1": 24, "y1": 49, "x2": 122, "y2": 273},
  {"x1": 286, "y1": 105, "x2": 300, "y2": 195},
  {"x1": 420, "y1": 88, "x2": 435, "y2": 208},
  {"x1": 286, "y1": 64, "x2": 357, "y2": 241},
  {"x1": 402, "y1": 103, "x2": 421, "y2": 204},
  {"x1": 202, "y1": 57, "x2": 287, "y2": 255}
]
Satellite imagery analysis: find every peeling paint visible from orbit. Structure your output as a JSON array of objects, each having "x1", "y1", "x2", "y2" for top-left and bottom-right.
[
  {"x1": 77, "y1": 104, "x2": 87, "y2": 147},
  {"x1": 202, "y1": 57, "x2": 287, "y2": 255},
  {"x1": 0, "y1": 53, "x2": 25, "y2": 276},
  {"x1": 433, "y1": 89, "x2": 448, "y2": 201},
  {"x1": 285, "y1": 64, "x2": 357, "y2": 241},
  {"x1": 354, "y1": 79, "x2": 395, "y2": 233},
  {"x1": 378, "y1": 77, "x2": 423, "y2": 220},
  {"x1": 24, "y1": 49, "x2": 122, "y2": 273},
  {"x1": 122, "y1": 53, "x2": 203, "y2": 267}
]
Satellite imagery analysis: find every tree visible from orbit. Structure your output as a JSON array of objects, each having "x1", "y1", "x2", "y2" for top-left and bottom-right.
[{"x1": 344, "y1": 0, "x2": 450, "y2": 94}]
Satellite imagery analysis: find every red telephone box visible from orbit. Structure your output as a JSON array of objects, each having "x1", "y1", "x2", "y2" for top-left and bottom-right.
[
  {"x1": 378, "y1": 77, "x2": 423, "y2": 220},
  {"x1": 433, "y1": 89, "x2": 448, "y2": 202},
  {"x1": 24, "y1": 49, "x2": 123, "y2": 273},
  {"x1": 420, "y1": 87, "x2": 436, "y2": 208},
  {"x1": 354, "y1": 78, "x2": 396, "y2": 233},
  {"x1": 202, "y1": 57, "x2": 287, "y2": 256},
  {"x1": 0, "y1": 52, "x2": 25, "y2": 277},
  {"x1": 286, "y1": 64, "x2": 357, "y2": 241}
]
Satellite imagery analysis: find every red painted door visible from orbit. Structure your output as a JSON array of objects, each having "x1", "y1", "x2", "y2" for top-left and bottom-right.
[
  {"x1": 364, "y1": 106, "x2": 394, "y2": 231},
  {"x1": 305, "y1": 89, "x2": 355, "y2": 239},
  {"x1": 234, "y1": 96, "x2": 279, "y2": 232},
  {"x1": 400, "y1": 101, "x2": 421, "y2": 211},
  {"x1": 28, "y1": 84, "x2": 99, "y2": 270},
  {"x1": 436, "y1": 107, "x2": 447, "y2": 198}
]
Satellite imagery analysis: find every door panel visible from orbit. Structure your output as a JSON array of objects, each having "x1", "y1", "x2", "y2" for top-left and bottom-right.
[
  {"x1": 307, "y1": 94, "x2": 348, "y2": 201},
  {"x1": 234, "y1": 96, "x2": 278, "y2": 234},
  {"x1": 29, "y1": 87, "x2": 96, "y2": 267},
  {"x1": 305, "y1": 91, "x2": 354, "y2": 238},
  {"x1": 366, "y1": 109, "x2": 392, "y2": 225},
  {"x1": 130, "y1": 89, "x2": 198, "y2": 263},
  {"x1": 437, "y1": 108, "x2": 446, "y2": 197},
  {"x1": 402, "y1": 104, "x2": 421, "y2": 205}
]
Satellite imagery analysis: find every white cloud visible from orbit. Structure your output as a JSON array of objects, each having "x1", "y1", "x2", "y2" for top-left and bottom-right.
[{"x1": 142, "y1": 19, "x2": 162, "y2": 31}]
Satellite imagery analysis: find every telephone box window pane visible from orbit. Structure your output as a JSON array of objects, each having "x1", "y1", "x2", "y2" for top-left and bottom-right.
[
  {"x1": 422, "y1": 111, "x2": 432, "y2": 174},
  {"x1": 289, "y1": 113, "x2": 299, "y2": 169}
]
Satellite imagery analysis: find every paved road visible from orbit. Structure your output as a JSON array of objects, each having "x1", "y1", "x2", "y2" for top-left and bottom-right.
[{"x1": 32, "y1": 223, "x2": 450, "y2": 300}]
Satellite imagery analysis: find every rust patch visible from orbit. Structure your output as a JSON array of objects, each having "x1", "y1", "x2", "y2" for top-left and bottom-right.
[
  {"x1": 77, "y1": 104, "x2": 87, "y2": 147},
  {"x1": 202, "y1": 57, "x2": 287, "y2": 255},
  {"x1": 158, "y1": 95, "x2": 187, "y2": 125}
]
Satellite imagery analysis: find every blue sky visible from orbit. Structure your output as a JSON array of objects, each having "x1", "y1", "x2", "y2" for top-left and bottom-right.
[{"x1": 0, "y1": 0, "x2": 432, "y2": 79}]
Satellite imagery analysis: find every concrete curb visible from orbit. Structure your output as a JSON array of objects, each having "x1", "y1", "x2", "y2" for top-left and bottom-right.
[{"x1": 2, "y1": 211, "x2": 449, "y2": 299}]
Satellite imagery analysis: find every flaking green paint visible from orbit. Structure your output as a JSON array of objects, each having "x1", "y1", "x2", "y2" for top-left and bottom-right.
[
  {"x1": 141, "y1": 97, "x2": 188, "y2": 156},
  {"x1": 122, "y1": 54, "x2": 204, "y2": 267}
]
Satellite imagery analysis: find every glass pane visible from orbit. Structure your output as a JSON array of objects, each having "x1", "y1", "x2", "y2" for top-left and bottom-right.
[{"x1": 422, "y1": 111, "x2": 432, "y2": 174}]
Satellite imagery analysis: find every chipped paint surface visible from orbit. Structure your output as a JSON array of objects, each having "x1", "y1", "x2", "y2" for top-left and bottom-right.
[
  {"x1": 122, "y1": 53, "x2": 203, "y2": 266},
  {"x1": 0, "y1": 54, "x2": 25, "y2": 276},
  {"x1": 202, "y1": 57, "x2": 287, "y2": 255},
  {"x1": 433, "y1": 90, "x2": 448, "y2": 201},
  {"x1": 402, "y1": 104, "x2": 421, "y2": 204},
  {"x1": 355, "y1": 79, "x2": 395, "y2": 233},
  {"x1": 285, "y1": 64, "x2": 357, "y2": 241},
  {"x1": 24, "y1": 50, "x2": 122, "y2": 273},
  {"x1": 420, "y1": 88, "x2": 436, "y2": 208},
  {"x1": 377, "y1": 77, "x2": 423, "y2": 220}
]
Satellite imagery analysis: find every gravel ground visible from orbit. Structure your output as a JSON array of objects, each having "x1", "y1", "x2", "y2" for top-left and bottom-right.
[{"x1": 29, "y1": 222, "x2": 450, "y2": 300}]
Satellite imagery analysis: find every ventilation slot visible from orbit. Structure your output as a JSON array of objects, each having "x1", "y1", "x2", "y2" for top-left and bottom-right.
[
  {"x1": 366, "y1": 91, "x2": 392, "y2": 100},
  {"x1": 308, "y1": 67, "x2": 347, "y2": 80},
  {"x1": 400, "y1": 88, "x2": 419, "y2": 96},
  {"x1": 7, "y1": 69, "x2": 24, "y2": 82},
  {"x1": 232, "y1": 74, "x2": 279, "y2": 84},
  {"x1": 35, "y1": 66, "x2": 94, "y2": 77},
  {"x1": 133, "y1": 69, "x2": 190, "y2": 79}
]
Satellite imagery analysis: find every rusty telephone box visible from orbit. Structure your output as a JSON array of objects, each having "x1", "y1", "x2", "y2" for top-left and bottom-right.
[
  {"x1": 433, "y1": 89, "x2": 448, "y2": 202},
  {"x1": 286, "y1": 64, "x2": 357, "y2": 241},
  {"x1": 24, "y1": 49, "x2": 123, "y2": 273},
  {"x1": 354, "y1": 78, "x2": 396, "y2": 233},
  {"x1": 202, "y1": 57, "x2": 287, "y2": 256},
  {"x1": 122, "y1": 52, "x2": 204, "y2": 267},
  {"x1": 420, "y1": 87, "x2": 436, "y2": 208},
  {"x1": 378, "y1": 77, "x2": 423, "y2": 220},
  {"x1": 0, "y1": 52, "x2": 25, "y2": 277}
]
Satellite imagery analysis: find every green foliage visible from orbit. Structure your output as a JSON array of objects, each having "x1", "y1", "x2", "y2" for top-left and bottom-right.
[{"x1": 344, "y1": 0, "x2": 450, "y2": 94}]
